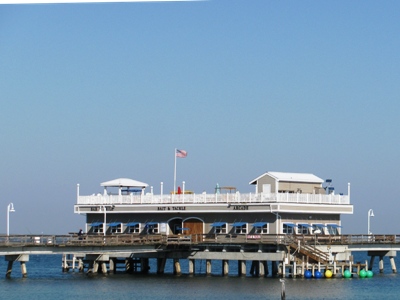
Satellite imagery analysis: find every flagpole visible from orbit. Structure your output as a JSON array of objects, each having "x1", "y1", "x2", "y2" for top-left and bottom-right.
[{"x1": 173, "y1": 148, "x2": 177, "y2": 198}]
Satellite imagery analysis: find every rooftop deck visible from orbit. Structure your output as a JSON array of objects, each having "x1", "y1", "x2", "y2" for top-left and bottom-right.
[{"x1": 77, "y1": 192, "x2": 350, "y2": 206}]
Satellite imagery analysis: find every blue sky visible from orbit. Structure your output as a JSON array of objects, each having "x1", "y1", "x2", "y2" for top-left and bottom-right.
[{"x1": 0, "y1": 1, "x2": 399, "y2": 234}]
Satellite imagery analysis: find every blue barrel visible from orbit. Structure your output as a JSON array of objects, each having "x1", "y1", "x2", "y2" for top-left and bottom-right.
[
  {"x1": 304, "y1": 270, "x2": 312, "y2": 278},
  {"x1": 314, "y1": 271, "x2": 323, "y2": 278}
]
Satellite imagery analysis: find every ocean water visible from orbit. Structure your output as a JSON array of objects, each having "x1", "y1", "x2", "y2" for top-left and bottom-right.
[{"x1": 0, "y1": 252, "x2": 399, "y2": 299}]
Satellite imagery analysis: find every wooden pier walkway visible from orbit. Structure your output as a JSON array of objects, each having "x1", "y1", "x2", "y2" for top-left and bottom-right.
[{"x1": 1, "y1": 233, "x2": 399, "y2": 278}]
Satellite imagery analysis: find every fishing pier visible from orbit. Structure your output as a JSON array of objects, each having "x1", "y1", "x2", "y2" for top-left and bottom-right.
[
  {"x1": 3, "y1": 171, "x2": 392, "y2": 279},
  {"x1": 1, "y1": 233, "x2": 399, "y2": 278}
]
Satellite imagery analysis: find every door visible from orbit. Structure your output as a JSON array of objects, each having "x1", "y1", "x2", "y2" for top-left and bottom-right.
[{"x1": 183, "y1": 219, "x2": 203, "y2": 242}]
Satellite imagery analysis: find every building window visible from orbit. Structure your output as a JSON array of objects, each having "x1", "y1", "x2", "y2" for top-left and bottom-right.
[
  {"x1": 326, "y1": 224, "x2": 340, "y2": 235},
  {"x1": 255, "y1": 224, "x2": 268, "y2": 234},
  {"x1": 93, "y1": 224, "x2": 103, "y2": 234},
  {"x1": 312, "y1": 224, "x2": 325, "y2": 234},
  {"x1": 298, "y1": 224, "x2": 310, "y2": 234},
  {"x1": 109, "y1": 223, "x2": 122, "y2": 233},
  {"x1": 283, "y1": 223, "x2": 296, "y2": 234},
  {"x1": 214, "y1": 223, "x2": 227, "y2": 234},
  {"x1": 147, "y1": 223, "x2": 159, "y2": 234},
  {"x1": 128, "y1": 224, "x2": 141, "y2": 233},
  {"x1": 234, "y1": 224, "x2": 247, "y2": 234}
]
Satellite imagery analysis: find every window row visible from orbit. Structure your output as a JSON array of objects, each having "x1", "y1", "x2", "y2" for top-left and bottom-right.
[
  {"x1": 90, "y1": 222, "x2": 155, "y2": 234},
  {"x1": 211, "y1": 222, "x2": 269, "y2": 234},
  {"x1": 282, "y1": 223, "x2": 341, "y2": 235}
]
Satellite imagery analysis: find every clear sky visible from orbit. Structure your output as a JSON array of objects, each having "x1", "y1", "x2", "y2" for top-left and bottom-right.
[{"x1": 0, "y1": 1, "x2": 399, "y2": 234}]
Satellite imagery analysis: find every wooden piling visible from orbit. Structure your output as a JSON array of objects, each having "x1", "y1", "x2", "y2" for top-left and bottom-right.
[
  {"x1": 174, "y1": 259, "x2": 181, "y2": 276},
  {"x1": 6, "y1": 261, "x2": 13, "y2": 278},
  {"x1": 93, "y1": 261, "x2": 99, "y2": 274},
  {"x1": 109, "y1": 258, "x2": 115, "y2": 274},
  {"x1": 20, "y1": 262, "x2": 27, "y2": 278},
  {"x1": 206, "y1": 259, "x2": 211, "y2": 275},
  {"x1": 157, "y1": 257, "x2": 166, "y2": 274},
  {"x1": 369, "y1": 255, "x2": 375, "y2": 271},
  {"x1": 238, "y1": 260, "x2": 246, "y2": 276},
  {"x1": 222, "y1": 260, "x2": 229, "y2": 276},
  {"x1": 272, "y1": 261, "x2": 278, "y2": 276},
  {"x1": 101, "y1": 262, "x2": 108, "y2": 274},
  {"x1": 379, "y1": 256, "x2": 384, "y2": 273},
  {"x1": 390, "y1": 257, "x2": 397, "y2": 273},
  {"x1": 188, "y1": 259, "x2": 195, "y2": 275}
]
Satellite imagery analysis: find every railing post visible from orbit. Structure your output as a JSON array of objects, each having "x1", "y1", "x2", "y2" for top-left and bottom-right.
[{"x1": 77, "y1": 184, "x2": 80, "y2": 203}]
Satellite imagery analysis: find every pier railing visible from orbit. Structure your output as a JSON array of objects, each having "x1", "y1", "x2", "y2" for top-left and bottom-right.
[
  {"x1": 0, "y1": 233, "x2": 399, "y2": 250},
  {"x1": 77, "y1": 192, "x2": 350, "y2": 206}
]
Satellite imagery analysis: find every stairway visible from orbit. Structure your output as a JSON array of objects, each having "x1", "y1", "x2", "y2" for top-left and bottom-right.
[{"x1": 286, "y1": 236, "x2": 330, "y2": 264}]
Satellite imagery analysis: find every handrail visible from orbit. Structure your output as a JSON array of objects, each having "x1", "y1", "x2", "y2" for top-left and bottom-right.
[
  {"x1": 0, "y1": 234, "x2": 399, "y2": 248},
  {"x1": 76, "y1": 192, "x2": 350, "y2": 206}
]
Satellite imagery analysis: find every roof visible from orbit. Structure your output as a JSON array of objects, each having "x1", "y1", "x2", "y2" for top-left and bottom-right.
[
  {"x1": 101, "y1": 178, "x2": 149, "y2": 188},
  {"x1": 249, "y1": 171, "x2": 324, "y2": 185}
]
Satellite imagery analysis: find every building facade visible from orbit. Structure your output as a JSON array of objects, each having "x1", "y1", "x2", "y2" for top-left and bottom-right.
[{"x1": 74, "y1": 172, "x2": 352, "y2": 238}]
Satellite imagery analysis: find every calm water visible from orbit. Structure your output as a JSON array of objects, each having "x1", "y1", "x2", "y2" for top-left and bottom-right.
[{"x1": 0, "y1": 252, "x2": 399, "y2": 299}]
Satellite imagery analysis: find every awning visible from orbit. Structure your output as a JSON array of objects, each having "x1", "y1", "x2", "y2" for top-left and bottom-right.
[
  {"x1": 253, "y1": 222, "x2": 268, "y2": 227},
  {"x1": 211, "y1": 222, "x2": 226, "y2": 227},
  {"x1": 284, "y1": 223, "x2": 296, "y2": 228},
  {"x1": 101, "y1": 178, "x2": 148, "y2": 188},
  {"x1": 327, "y1": 224, "x2": 342, "y2": 228},
  {"x1": 232, "y1": 222, "x2": 247, "y2": 227},
  {"x1": 126, "y1": 222, "x2": 140, "y2": 227},
  {"x1": 91, "y1": 222, "x2": 103, "y2": 227},
  {"x1": 313, "y1": 224, "x2": 325, "y2": 227},
  {"x1": 298, "y1": 223, "x2": 312, "y2": 228},
  {"x1": 145, "y1": 222, "x2": 158, "y2": 226},
  {"x1": 109, "y1": 222, "x2": 121, "y2": 227}
]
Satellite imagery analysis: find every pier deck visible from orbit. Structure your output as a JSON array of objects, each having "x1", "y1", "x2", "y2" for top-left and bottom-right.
[{"x1": 1, "y1": 233, "x2": 399, "y2": 278}]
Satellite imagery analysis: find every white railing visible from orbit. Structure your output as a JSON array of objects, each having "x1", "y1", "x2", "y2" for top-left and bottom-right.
[{"x1": 77, "y1": 192, "x2": 350, "y2": 206}]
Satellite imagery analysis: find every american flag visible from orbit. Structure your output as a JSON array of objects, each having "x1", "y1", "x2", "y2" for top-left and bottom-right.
[{"x1": 176, "y1": 149, "x2": 187, "y2": 158}]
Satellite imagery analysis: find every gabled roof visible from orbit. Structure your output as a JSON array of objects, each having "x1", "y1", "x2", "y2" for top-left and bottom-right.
[
  {"x1": 101, "y1": 178, "x2": 149, "y2": 188},
  {"x1": 249, "y1": 172, "x2": 324, "y2": 185}
]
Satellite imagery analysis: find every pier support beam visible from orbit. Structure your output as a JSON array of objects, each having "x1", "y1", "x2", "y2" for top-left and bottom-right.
[
  {"x1": 157, "y1": 257, "x2": 166, "y2": 274},
  {"x1": 5, "y1": 254, "x2": 29, "y2": 278},
  {"x1": 62, "y1": 254, "x2": 69, "y2": 272},
  {"x1": 206, "y1": 259, "x2": 212, "y2": 275},
  {"x1": 390, "y1": 257, "x2": 397, "y2": 273},
  {"x1": 85, "y1": 254, "x2": 109, "y2": 275},
  {"x1": 369, "y1": 256, "x2": 375, "y2": 271},
  {"x1": 109, "y1": 258, "x2": 115, "y2": 274},
  {"x1": 259, "y1": 261, "x2": 265, "y2": 277},
  {"x1": 379, "y1": 256, "x2": 384, "y2": 273},
  {"x1": 188, "y1": 259, "x2": 195, "y2": 275},
  {"x1": 272, "y1": 261, "x2": 278, "y2": 276},
  {"x1": 141, "y1": 258, "x2": 150, "y2": 274},
  {"x1": 20, "y1": 262, "x2": 27, "y2": 278},
  {"x1": 250, "y1": 261, "x2": 259, "y2": 276},
  {"x1": 238, "y1": 260, "x2": 246, "y2": 276},
  {"x1": 368, "y1": 251, "x2": 397, "y2": 273},
  {"x1": 222, "y1": 260, "x2": 229, "y2": 276},
  {"x1": 6, "y1": 261, "x2": 13, "y2": 278},
  {"x1": 125, "y1": 258, "x2": 133, "y2": 274},
  {"x1": 174, "y1": 259, "x2": 181, "y2": 276}
]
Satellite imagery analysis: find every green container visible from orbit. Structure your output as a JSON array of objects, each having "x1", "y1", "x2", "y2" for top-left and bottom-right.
[{"x1": 343, "y1": 270, "x2": 352, "y2": 278}]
